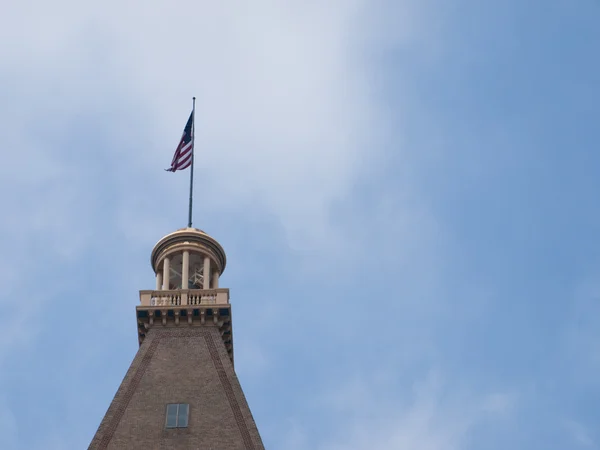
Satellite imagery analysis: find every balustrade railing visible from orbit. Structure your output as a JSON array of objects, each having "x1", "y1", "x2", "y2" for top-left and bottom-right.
[
  {"x1": 150, "y1": 292, "x2": 181, "y2": 307},
  {"x1": 188, "y1": 292, "x2": 217, "y2": 305},
  {"x1": 139, "y1": 289, "x2": 230, "y2": 307}
]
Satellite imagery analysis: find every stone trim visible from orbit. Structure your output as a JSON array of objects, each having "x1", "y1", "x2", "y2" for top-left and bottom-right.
[
  {"x1": 94, "y1": 336, "x2": 161, "y2": 449},
  {"x1": 205, "y1": 331, "x2": 256, "y2": 450}
]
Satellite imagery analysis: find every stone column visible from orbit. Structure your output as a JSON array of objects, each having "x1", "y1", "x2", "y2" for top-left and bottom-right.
[
  {"x1": 212, "y1": 270, "x2": 219, "y2": 289},
  {"x1": 156, "y1": 271, "x2": 163, "y2": 290},
  {"x1": 182, "y1": 250, "x2": 190, "y2": 290},
  {"x1": 203, "y1": 256, "x2": 211, "y2": 289},
  {"x1": 162, "y1": 257, "x2": 170, "y2": 290}
]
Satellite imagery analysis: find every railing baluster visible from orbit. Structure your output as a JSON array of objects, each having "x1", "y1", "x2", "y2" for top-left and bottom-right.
[{"x1": 141, "y1": 289, "x2": 229, "y2": 307}]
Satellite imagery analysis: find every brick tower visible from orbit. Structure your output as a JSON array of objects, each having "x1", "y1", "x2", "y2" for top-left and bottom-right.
[{"x1": 89, "y1": 227, "x2": 264, "y2": 449}]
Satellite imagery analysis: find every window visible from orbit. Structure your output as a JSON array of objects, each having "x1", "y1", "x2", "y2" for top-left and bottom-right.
[{"x1": 165, "y1": 403, "x2": 189, "y2": 428}]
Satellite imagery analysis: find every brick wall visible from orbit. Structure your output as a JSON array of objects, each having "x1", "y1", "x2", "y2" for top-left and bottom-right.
[{"x1": 89, "y1": 326, "x2": 264, "y2": 449}]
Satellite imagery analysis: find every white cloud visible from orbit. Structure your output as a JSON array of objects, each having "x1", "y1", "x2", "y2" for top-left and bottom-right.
[
  {"x1": 307, "y1": 370, "x2": 515, "y2": 450},
  {"x1": 0, "y1": 396, "x2": 18, "y2": 450},
  {"x1": 0, "y1": 2, "x2": 459, "y2": 448},
  {"x1": 0, "y1": 0, "x2": 435, "y2": 250},
  {"x1": 481, "y1": 392, "x2": 517, "y2": 416},
  {"x1": 0, "y1": 0, "x2": 436, "y2": 359},
  {"x1": 562, "y1": 275, "x2": 600, "y2": 387},
  {"x1": 563, "y1": 419, "x2": 595, "y2": 448}
]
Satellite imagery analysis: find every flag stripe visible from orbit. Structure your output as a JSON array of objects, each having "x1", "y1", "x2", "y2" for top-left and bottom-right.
[
  {"x1": 175, "y1": 159, "x2": 192, "y2": 170},
  {"x1": 176, "y1": 153, "x2": 192, "y2": 168},
  {"x1": 166, "y1": 111, "x2": 194, "y2": 172}
]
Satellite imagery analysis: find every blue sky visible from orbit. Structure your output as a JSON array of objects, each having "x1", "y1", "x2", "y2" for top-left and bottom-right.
[{"x1": 1, "y1": 0, "x2": 599, "y2": 448}]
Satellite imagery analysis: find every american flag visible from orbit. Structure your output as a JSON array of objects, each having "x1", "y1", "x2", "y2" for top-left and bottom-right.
[{"x1": 166, "y1": 111, "x2": 194, "y2": 172}]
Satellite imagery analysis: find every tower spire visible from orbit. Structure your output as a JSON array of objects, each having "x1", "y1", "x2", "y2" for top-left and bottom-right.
[{"x1": 89, "y1": 227, "x2": 264, "y2": 449}]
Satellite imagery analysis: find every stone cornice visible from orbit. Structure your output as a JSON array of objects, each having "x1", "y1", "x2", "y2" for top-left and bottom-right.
[
  {"x1": 151, "y1": 228, "x2": 227, "y2": 274},
  {"x1": 136, "y1": 305, "x2": 234, "y2": 363}
]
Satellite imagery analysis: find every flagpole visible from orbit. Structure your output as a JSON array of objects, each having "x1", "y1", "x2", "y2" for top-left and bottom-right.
[{"x1": 188, "y1": 97, "x2": 196, "y2": 228}]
